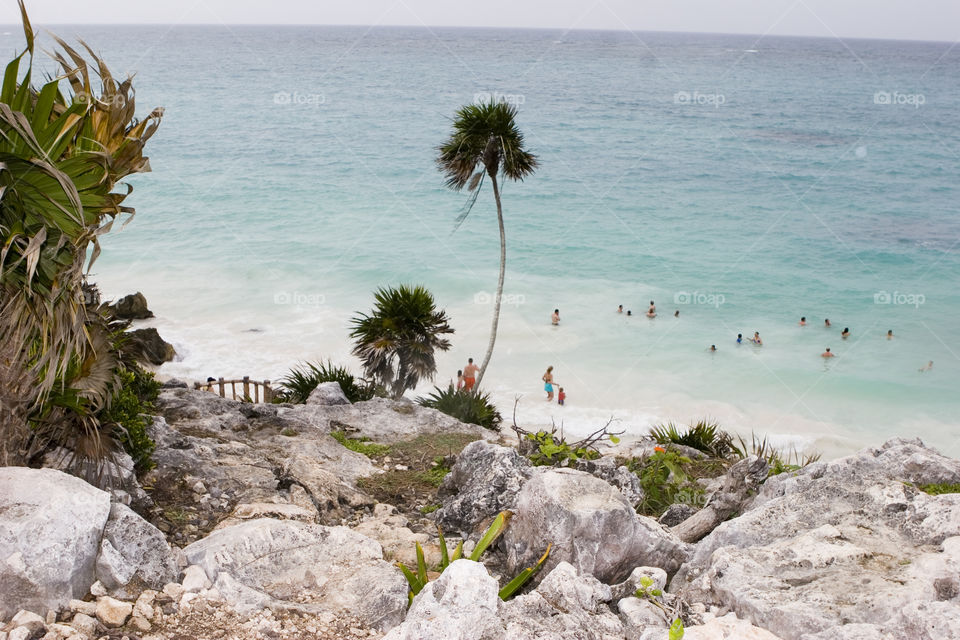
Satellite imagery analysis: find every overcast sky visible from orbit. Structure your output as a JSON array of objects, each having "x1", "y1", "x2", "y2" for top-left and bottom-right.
[{"x1": 2, "y1": 0, "x2": 958, "y2": 43}]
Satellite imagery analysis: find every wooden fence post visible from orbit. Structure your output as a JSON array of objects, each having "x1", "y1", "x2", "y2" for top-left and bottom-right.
[{"x1": 217, "y1": 377, "x2": 225, "y2": 398}]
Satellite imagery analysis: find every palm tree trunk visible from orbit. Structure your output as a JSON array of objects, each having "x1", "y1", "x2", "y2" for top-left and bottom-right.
[{"x1": 475, "y1": 173, "x2": 505, "y2": 390}]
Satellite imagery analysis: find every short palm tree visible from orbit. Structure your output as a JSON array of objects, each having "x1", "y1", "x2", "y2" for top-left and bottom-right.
[
  {"x1": 350, "y1": 285, "x2": 454, "y2": 399},
  {"x1": 437, "y1": 99, "x2": 537, "y2": 389},
  {"x1": 0, "y1": 2, "x2": 162, "y2": 464}
]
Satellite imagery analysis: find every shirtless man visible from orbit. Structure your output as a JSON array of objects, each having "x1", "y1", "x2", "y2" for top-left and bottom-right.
[
  {"x1": 551, "y1": 309, "x2": 560, "y2": 325},
  {"x1": 799, "y1": 317, "x2": 807, "y2": 326},
  {"x1": 821, "y1": 348, "x2": 835, "y2": 358},
  {"x1": 617, "y1": 305, "x2": 623, "y2": 314},
  {"x1": 462, "y1": 358, "x2": 479, "y2": 390}
]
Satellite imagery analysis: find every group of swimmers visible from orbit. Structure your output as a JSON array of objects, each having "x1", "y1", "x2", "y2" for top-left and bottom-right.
[{"x1": 616, "y1": 301, "x2": 678, "y2": 319}]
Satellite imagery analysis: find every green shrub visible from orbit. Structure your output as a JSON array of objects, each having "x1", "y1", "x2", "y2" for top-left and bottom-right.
[
  {"x1": 522, "y1": 429, "x2": 605, "y2": 467},
  {"x1": 99, "y1": 365, "x2": 161, "y2": 474},
  {"x1": 276, "y1": 360, "x2": 376, "y2": 404},
  {"x1": 649, "y1": 419, "x2": 739, "y2": 459},
  {"x1": 331, "y1": 430, "x2": 390, "y2": 457},
  {"x1": 627, "y1": 448, "x2": 705, "y2": 517},
  {"x1": 416, "y1": 385, "x2": 502, "y2": 431}
]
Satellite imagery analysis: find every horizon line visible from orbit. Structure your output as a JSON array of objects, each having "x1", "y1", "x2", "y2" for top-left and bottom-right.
[{"x1": 0, "y1": 22, "x2": 955, "y2": 46}]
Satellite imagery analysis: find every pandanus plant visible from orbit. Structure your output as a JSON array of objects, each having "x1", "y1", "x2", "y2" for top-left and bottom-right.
[{"x1": 0, "y1": 1, "x2": 162, "y2": 464}]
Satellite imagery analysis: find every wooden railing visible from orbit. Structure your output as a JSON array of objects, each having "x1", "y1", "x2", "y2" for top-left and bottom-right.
[{"x1": 194, "y1": 377, "x2": 274, "y2": 403}]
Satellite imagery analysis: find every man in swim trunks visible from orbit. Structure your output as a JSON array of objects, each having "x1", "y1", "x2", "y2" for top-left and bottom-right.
[
  {"x1": 799, "y1": 317, "x2": 806, "y2": 326},
  {"x1": 821, "y1": 348, "x2": 835, "y2": 358},
  {"x1": 552, "y1": 309, "x2": 560, "y2": 325},
  {"x1": 462, "y1": 358, "x2": 479, "y2": 390}
]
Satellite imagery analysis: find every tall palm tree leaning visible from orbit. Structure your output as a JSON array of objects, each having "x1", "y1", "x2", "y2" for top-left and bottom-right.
[{"x1": 437, "y1": 99, "x2": 538, "y2": 390}]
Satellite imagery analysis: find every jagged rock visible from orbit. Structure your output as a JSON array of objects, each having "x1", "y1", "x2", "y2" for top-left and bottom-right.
[
  {"x1": 182, "y1": 518, "x2": 407, "y2": 630},
  {"x1": 125, "y1": 327, "x2": 175, "y2": 365},
  {"x1": 658, "y1": 503, "x2": 699, "y2": 527},
  {"x1": 95, "y1": 596, "x2": 132, "y2": 628},
  {"x1": 352, "y1": 504, "x2": 436, "y2": 567},
  {"x1": 618, "y1": 597, "x2": 670, "y2": 636},
  {"x1": 0, "y1": 468, "x2": 111, "y2": 619},
  {"x1": 435, "y1": 441, "x2": 533, "y2": 535},
  {"x1": 575, "y1": 457, "x2": 644, "y2": 507},
  {"x1": 9, "y1": 610, "x2": 45, "y2": 634},
  {"x1": 111, "y1": 292, "x2": 154, "y2": 319},
  {"x1": 161, "y1": 378, "x2": 189, "y2": 389},
  {"x1": 503, "y1": 468, "x2": 690, "y2": 585},
  {"x1": 501, "y1": 562, "x2": 626, "y2": 639},
  {"x1": 673, "y1": 438, "x2": 960, "y2": 640},
  {"x1": 181, "y1": 565, "x2": 211, "y2": 593},
  {"x1": 95, "y1": 503, "x2": 178, "y2": 598},
  {"x1": 306, "y1": 382, "x2": 350, "y2": 406},
  {"x1": 40, "y1": 448, "x2": 150, "y2": 509},
  {"x1": 383, "y1": 559, "x2": 504, "y2": 640},
  {"x1": 609, "y1": 566, "x2": 668, "y2": 601},
  {"x1": 69, "y1": 612, "x2": 98, "y2": 636},
  {"x1": 214, "y1": 502, "x2": 318, "y2": 529},
  {"x1": 685, "y1": 613, "x2": 786, "y2": 639}
]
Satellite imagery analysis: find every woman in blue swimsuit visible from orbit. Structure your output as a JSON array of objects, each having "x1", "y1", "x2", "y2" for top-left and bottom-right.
[{"x1": 542, "y1": 366, "x2": 556, "y2": 401}]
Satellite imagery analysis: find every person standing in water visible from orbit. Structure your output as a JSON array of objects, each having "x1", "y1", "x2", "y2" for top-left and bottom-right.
[
  {"x1": 821, "y1": 348, "x2": 835, "y2": 358},
  {"x1": 551, "y1": 309, "x2": 560, "y2": 325},
  {"x1": 841, "y1": 327, "x2": 850, "y2": 339},
  {"x1": 557, "y1": 387, "x2": 566, "y2": 406},
  {"x1": 919, "y1": 361, "x2": 934, "y2": 372},
  {"x1": 617, "y1": 305, "x2": 623, "y2": 314},
  {"x1": 462, "y1": 358, "x2": 479, "y2": 391},
  {"x1": 455, "y1": 370, "x2": 464, "y2": 391},
  {"x1": 752, "y1": 332, "x2": 763, "y2": 345},
  {"x1": 799, "y1": 317, "x2": 807, "y2": 326},
  {"x1": 674, "y1": 310, "x2": 680, "y2": 318},
  {"x1": 824, "y1": 318, "x2": 831, "y2": 328},
  {"x1": 887, "y1": 330, "x2": 894, "y2": 339},
  {"x1": 736, "y1": 333, "x2": 743, "y2": 344},
  {"x1": 542, "y1": 366, "x2": 556, "y2": 401}
]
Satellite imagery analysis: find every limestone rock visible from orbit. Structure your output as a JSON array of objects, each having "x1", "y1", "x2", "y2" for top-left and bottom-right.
[
  {"x1": 575, "y1": 457, "x2": 644, "y2": 507},
  {"x1": 504, "y1": 468, "x2": 689, "y2": 585},
  {"x1": 125, "y1": 327, "x2": 176, "y2": 365},
  {"x1": 181, "y1": 565, "x2": 211, "y2": 593},
  {"x1": 68, "y1": 612, "x2": 98, "y2": 636},
  {"x1": 306, "y1": 382, "x2": 350, "y2": 406},
  {"x1": 382, "y1": 560, "x2": 504, "y2": 640},
  {"x1": 673, "y1": 438, "x2": 960, "y2": 640},
  {"x1": 95, "y1": 596, "x2": 132, "y2": 628},
  {"x1": 111, "y1": 292, "x2": 154, "y2": 320},
  {"x1": 352, "y1": 504, "x2": 435, "y2": 567},
  {"x1": 435, "y1": 441, "x2": 533, "y2": 535},
  {"x1": 618, "y1": 597, "x2": 670, "y2": 636},
  {"x1": 500, "y1": 562, "x2": 626, "y2": 639},
  {"x1": 183, "y1": 518, "x2": 407, "y2": 630},
  {"x1": 10, "y1": 610, "x2": 45, "y2": 634},
  {"x1": 95, "y1": 503, "x2": 178, "y2": 598},
  {"x1": 685, "y1": 613, "x2": 787, "y2": 639},
  {"x1": 0, "y1": 468, "x2": 111, "y2": 619}
]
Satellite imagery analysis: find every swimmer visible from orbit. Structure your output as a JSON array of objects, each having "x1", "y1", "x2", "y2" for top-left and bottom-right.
[
  {"x1": 887, "y1": 330, "x2": 894, "y2": 340},
  {"x1": 821, "y1": 348, "x2": 835, "y2": 358},
  {"x1": 824, "y1": 318, "x2": 831, "y2": 328},
  {"x1": 551, "y1": 309, "x2": 560, "y2": 325},
  {"x1": 736, "y1": 333, "x2": 743, "y2": 344},
  {"x1": 674, "y1": 310, "x2": 680, "y2": 318},
  {"x1": 919, "y1": 361, "x2": 933, "y2": 373},
  {"x1": 799, "y1": 316, "x2": 807, "y2": 326},
  {"x1": 752, "y1": 331, "x2": 763, "y2": 345},
  {"x1": 617, "y1": 305, "x2": 623, "y2": 314},
  {"x1": 709, "y1": 344, "x2": 717, "y2": 352},
  {"x1": 648, "y1": 300, "x2": 656, "y2": 314},
  {"x1": 841, "y1": 327, "x2": 850, "y2": 339},
  {"x1": 627, "y1": 310, "x2": 632, "y2": 316},
  {"x1": 646, "y1": 308, "x2": 656, "y2": 318}
]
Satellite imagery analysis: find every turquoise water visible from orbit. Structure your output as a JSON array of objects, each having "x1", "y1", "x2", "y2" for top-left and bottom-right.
[{"x1": 15, "y1": 26, "x2": 959, "y2": 457}]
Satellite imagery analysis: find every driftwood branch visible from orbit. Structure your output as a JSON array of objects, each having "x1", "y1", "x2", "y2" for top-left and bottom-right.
[
  {"x1": 670, "y1": 455, "x2": 769, "y2": 543},
  {"x1": 510, "y1": 396, "x2": 624, "y2": 459}
]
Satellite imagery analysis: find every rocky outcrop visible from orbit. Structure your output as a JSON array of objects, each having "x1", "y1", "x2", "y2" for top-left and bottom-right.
[
  {"x1": 503, "y1": 468, "x2": 689, "y2": 585},
  {"x1": 95, "y1": 503, "x2": 179, "y2": 598},
  {"x1": 125, "y1": 327, "x2": 176, "y2": 365},
  {"x1": 575, "y1": 456, "x2": 644, "y2": 508},
  {"x1": 672, "y1": 438, "x2": 960, "y2": 640},
  {"x1": 306, "y1": 381, "x2": 350, "y2": 405},
  {"x1": 0, "y1": 467, "x2": 112, "y2": 619},
  {"x1": 182, "y1": 518, "x2": 408, "y2": 630},
  {"x1": 435, "y1": 441, "x2": 534, "y2": 535},
  {"x1": 0, "y1": 468, "x2": 172, "y2": 619},
  {"x1": 111, "y1": 291, "x2": 154, "y2": 320}
]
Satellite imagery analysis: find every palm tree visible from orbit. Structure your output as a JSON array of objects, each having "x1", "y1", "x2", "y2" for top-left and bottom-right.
[
  {"x1": 0, "y1": 2, "x2": 162, "y2": 464},
  {"x1": 350, "y1": 285, "x2": 454, "y2": 399},
  {"x1": 437, "y1": 99, "x2": 537, "y2": 389}
]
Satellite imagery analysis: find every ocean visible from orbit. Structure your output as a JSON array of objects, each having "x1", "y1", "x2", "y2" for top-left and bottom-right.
[{"x1": 13, "y1": 25, "x2": 959, "y2": 458}]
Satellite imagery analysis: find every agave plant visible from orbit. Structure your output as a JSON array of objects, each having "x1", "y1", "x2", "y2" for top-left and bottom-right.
[
  {"x1": 416, "y1": 384, "x2": 502, "y2": 430},
  {"x1": 397, "y1": 511, "x2": 551, "y2": 603},
  {"x1": 277, "y1": 360, "x2": 376, "y2": 404},
  {"x1": 0, "y1": 2, "x2": 162, "y2": 464},
  {"x1": 350, "y1": 285, "x2": 453, "y2": 399},
  {"x1": 437, "y1": 99, "x2": 538, "y2": 389}
]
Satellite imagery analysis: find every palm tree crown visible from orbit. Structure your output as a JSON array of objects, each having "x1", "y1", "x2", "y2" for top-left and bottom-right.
[{"x1": 350, "y1": 285, "x2": 454, "y2": 399}]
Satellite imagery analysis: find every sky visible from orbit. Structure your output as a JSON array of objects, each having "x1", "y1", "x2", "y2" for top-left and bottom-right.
[{"x1": 1, "y1": 0, "x2": 959, "y2": 43}]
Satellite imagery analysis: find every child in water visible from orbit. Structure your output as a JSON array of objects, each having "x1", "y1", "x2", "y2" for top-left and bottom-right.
[{"x1": 557, "y1": 387, "x2": 566, "y2": 406}]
